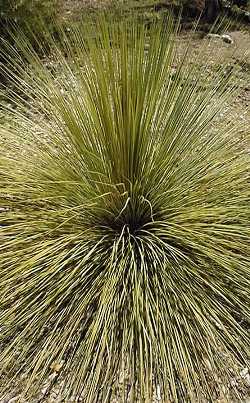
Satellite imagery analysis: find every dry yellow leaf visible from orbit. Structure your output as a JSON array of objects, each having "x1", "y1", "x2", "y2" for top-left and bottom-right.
[{"x1": 50, "y1": 362, "x2": 62, "y2": 373}]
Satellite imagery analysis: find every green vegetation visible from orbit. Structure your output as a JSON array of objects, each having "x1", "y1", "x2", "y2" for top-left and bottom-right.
[
  {"x1": 0, "y1": 0, "x2": 58, "y2": 22},
  {"x1": 0, "y1": 0, "x2": 58, "y2": 41},
  {"x1": 0, "y1": 14, "x2": 249, "y2": 403}
]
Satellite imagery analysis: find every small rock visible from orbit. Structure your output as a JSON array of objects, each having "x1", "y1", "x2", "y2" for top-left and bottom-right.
[
  {"x1": 207, "y1": 33, "x2": 221, "y2": 40},
  {"x1": 41, "y1": 387, "x2": 49, "y2": 395},
  {"x1": 207, "y1": 33, "x2": 233, "y2": 45},
  {"x1": 156, "y1": 384, "x2": 161, "y2": 400},
  {"x1": 8, "y1": 397, "x2": 20, "y2": 403},
  {"x1": 245, "y1": 373, "x2": 250, "y2": 386},
  {"x1": 230, "y1": 378, "x2": 237, "y2": 387},
  {"x1": 240, "y1": 367, "x2": 250, "y2": 386},
  {"x1": 240, "y1": 367, "x2": 249, "y2": 377},
  {"x1": 221, "y1": 34, "x2": 234, "y2": 44}
]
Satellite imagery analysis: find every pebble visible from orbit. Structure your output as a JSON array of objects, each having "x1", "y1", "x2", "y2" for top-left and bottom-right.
[
  {"x1": 8, "y1": 398, "x2": 20, "y2": 403},
  {"x1": 221, "y1": 34, "x2": 234, "y2": 44},
  {"x1": 241, "y1": 367, "x2": 249, "y2": 377},
  {"x1": 207, "y1": 33, "x2": 221, "y2": 40},
  {"x1": 207, "y1": 33, "x2": 234, "y2": 45},
  {"x1": 240, "y1": 368, "x2": 250, "y2": 386},
  {"x1": 156, "y1": 384, "x2": 161, "y2": 400}
]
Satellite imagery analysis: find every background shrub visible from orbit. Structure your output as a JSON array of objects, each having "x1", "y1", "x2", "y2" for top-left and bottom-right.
[{"x1": 0, "y1": 0, "x2": 58, "y2": 39}]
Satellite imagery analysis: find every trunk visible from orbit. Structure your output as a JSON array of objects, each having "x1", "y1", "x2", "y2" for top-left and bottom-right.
[
  {"x1": 233, "y1": 0, "x2": 248, "y2": 6},
  {"x1": 205, "y1": 0, "x2": 223, "y2": 22}
]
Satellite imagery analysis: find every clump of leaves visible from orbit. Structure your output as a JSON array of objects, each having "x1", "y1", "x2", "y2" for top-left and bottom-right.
[{"x1": 0, "y1": 15, "x2": 249, "y2": 403}]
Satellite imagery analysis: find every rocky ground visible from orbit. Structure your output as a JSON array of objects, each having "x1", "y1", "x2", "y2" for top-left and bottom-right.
[
  {"x1": 57, "y1": 0, "x2": 250, "y2": 23},
  {"x1": 178, "y1": 30, "x2": 250, "y2": 138}
]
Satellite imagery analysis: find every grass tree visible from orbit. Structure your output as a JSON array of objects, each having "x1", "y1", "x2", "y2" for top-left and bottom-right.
[{"x1": 0, "y1": 15, "x2": 249, "y2": 402}]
